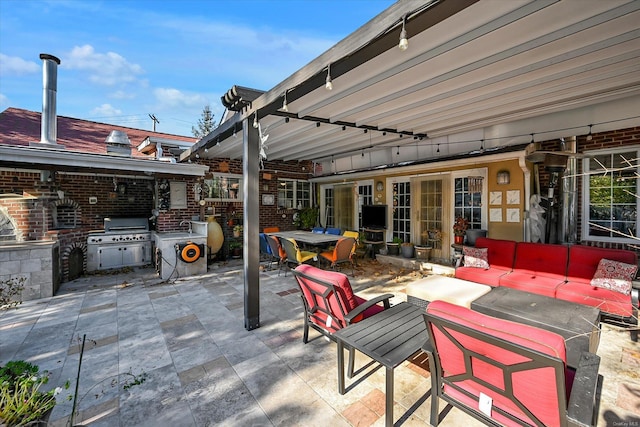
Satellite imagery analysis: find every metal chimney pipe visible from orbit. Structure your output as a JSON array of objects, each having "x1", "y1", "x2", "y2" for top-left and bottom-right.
[{"x1": 40, "y1": 53, "x2": 61, "y2": 145}]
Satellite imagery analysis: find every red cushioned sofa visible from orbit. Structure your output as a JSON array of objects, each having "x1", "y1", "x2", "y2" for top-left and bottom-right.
[{"x1": 455, "y1": 237, "x2": 639, "y2": 340}]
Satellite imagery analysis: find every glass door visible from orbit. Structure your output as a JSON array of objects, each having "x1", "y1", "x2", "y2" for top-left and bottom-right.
[{"x1": 417, "y1": 178, "x2": 443, "y2": 250}]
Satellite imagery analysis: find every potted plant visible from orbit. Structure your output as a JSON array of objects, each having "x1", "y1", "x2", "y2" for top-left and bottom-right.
[
  {"x1": 229, "y1": 241, "x2": 242, "y2": 258},
  {"x1": 293, "y1": 206, "x2": 319, "y2": 230},
  {"x1": 453, "y1": 217, "x2": 469, "y2": 244},
  {"x1": 0, "y1": 360, "x2": 69, "y2": 426},
  {"x1": 233, "y1": 224, "x2": 243, "y2": 238},
  {"x1": 400, "y1": 241, "x2": 414, "y2": 258},
  {"x1": 386, "y1": 236, "x2": 403, "y2": 256}
]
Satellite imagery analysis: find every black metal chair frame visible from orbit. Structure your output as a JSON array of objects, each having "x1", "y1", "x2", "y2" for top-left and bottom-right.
[
  {"x1": 292, "y1": 267, "x2": 393, "y2": 378},
  {"x1": 265, "y1": 234, "x2": 285, "y2": 276},
  {"x1": 422, "y1": 312, "x2": 602, "y2": 427}
]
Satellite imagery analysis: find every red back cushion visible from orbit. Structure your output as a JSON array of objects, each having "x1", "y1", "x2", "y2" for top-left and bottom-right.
[
  {"x1": 567, "y1": 245, "x2": 638, "y2": 281},
  {"x1": 426, "y1": 300, "x2": 568, "y2": 427},
  {"x1": 514, "y1": 242, "x2": 568, "y2": 276},
  {"x1": 295, "y1": 265, "x2": 358, "y2": 329},
  {"x1": 474, "y1": 237, "x2": 517, "y2": 270}
]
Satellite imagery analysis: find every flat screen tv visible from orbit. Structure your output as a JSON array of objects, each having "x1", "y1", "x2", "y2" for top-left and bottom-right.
[{"x1": 362, "y1": 204, "x2": 387, "y2": 230}]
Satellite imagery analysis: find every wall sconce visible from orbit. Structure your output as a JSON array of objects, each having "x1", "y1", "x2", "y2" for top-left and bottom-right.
[{"x1": 497, "y1": 170, "x2": 510, "y2": 185}]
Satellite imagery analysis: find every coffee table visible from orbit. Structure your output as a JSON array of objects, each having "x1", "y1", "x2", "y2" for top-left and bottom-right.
[
  {"x1": 471, "y1": 286, "x2": 601, "y2": 368},
  {"x1": 334, "y1": 302, "x2": 426, "y2": 427}
]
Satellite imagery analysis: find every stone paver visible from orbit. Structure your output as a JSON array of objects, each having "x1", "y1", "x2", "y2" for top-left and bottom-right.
[{"x1": 1, "y1": 259, "x2": 638, "y2": 426}]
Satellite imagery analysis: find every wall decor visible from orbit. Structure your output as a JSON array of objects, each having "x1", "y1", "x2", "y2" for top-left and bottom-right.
[
  {"x1": 506, "y1": 208, "x2": 520, "y2": 223},
  {"x1": 489, "y1": 191, "x2": 502, "y2": 205},
  {"x1": 262, "y1": 194, "x2": 275, "y2": 205},
  {"x1": 490, "y1": 208, "x2": 502, "y2": 222},
  {"x1": 506, "y1": 190, "x2": 520, "y2": 205}
]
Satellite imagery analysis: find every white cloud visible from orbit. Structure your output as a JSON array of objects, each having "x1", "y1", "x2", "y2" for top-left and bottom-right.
[
  {"x1": 90, "y1": 103, "x2": 122, "y2": 117},
  {"x1": 153, "y1": 88, "x2": 208, "y2": 109},
  {"x1": 0, "y1": 54, "x2": 39, "y2": 76},
  {"x1": 64, "y1": 45, "x2": 144, "y2": 86},
  {"x1": 110, "y1": 90, "x2": 135, "y2": 100},
  {"x1": 0, "y1": 93, "x2": 9, "y2": 109}
]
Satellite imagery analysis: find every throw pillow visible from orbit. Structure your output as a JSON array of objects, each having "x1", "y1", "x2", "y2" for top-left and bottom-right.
[
  {"x1": 590, "y1": 258, "x2": 638, "y2": 295},
  {"x1": 463, "y1": 246, "x2": 489, "y2": 269}
]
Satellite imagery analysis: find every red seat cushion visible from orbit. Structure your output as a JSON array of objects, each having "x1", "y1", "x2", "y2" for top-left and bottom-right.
[
  {"x1": 455, "y1": 265, "x2": 509, "y2": 287},
  {"x1": 556, "y1": 281, "x2": 633, "y2": 317},
  {"x1": 295, "y1": 265, "x2": 380, "y2": 327},
  {"x1": 427, "y1": 300, "x2": 569, "y2": 427}
]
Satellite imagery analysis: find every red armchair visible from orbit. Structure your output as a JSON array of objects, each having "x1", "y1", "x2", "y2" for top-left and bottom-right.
[
  {"x1": 292, "y1": 264, "x2": 393, "y2": 376},
  {"x1": 423, "y1": 300, "x2": 601, "y2": 427}
]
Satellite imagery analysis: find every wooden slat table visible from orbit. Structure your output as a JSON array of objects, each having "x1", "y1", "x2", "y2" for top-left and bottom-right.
[{"x1": 334, "y1": 302, "x2": 427, "y2": 427}]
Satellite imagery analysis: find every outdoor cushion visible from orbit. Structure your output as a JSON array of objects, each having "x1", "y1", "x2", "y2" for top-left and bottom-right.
[
  {"x1": 590, "y1": 258, "x2": 638, "y2": 295},
  {"x1": 295, "y1": 264, "x2": 382, "y2": 328},
  {"x1": 426, "y1": 300, "x2": 570, "y2": 427},
  {"x1": 555, "y1": 281, "x2": 633, "y2": 318},
  {"x1": 462, "y1": 246, "x2": 489, "y2": 269},
  {"x1": 474, "y1": 237, "x2": 517, "y2": 269},
  {"x1": 566, "y1": 245, "x2": 637, "y2": 282}
]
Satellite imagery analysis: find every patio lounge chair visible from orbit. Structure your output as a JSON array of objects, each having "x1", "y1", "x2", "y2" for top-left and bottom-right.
[
  {"x1": 319, "y1": 237, "x2": 356, "y2": 275},
  {"x1": 422, "y1": 300, "x2": 601, "y2": 427},
  {"x1": 292, "y1": 264, "x2": 394, "y2": 377}
]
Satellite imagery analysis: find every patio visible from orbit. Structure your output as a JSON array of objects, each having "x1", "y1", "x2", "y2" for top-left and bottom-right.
[{"x1": 1, "y1": 259, "x2": 639, "y2": 426}]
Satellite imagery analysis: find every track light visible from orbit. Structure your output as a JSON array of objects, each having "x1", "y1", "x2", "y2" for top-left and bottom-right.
[
  {"x1": 342, "y1": 125, "x2": 346, "y2": 131},
  {"x1": 587, "y1": 124, "x2": 593, "y2": 141},
  {"x1": 399, "y1": 15, "x2": 409, "y2": 51},
  {"x1": 282, "y1": 90, "x2": 288, "y2": 112},
  {"x1": 204, "y1": 147, "x2": 208, "y2": 153},
  {"x1": 397, "y1": 146, "x2": 400, "y2": 155},
  {"x1": 316, "y1": 122, "x2": 321, "y2": 127},
  {"x1": 325, "y1": 64, "x2": 333, "y2": 90},
  {"x1": 285, "y1": 117, "x2": 290, "y2": 123},
  {"x1": 383, "y1": 131, "x2": 387, "y2": 136},
  {"x1": 361, "y1": 149, "x2": 364, "y2": 157},
  {"x1": 363, "y1": 129, "x2": 367, "y2": 133},
  {"x1": 480, "y1": 139, "x2": 484, "y2": 150},
  {"x1": 253, "y1": 113, "x2": 258, "y2": 128},
  {"x1": 436, "y1": 144, "x2": 440, "y2": 153},
  {"x1": 530, "y1": 133, "x2": 534, "y2": 143}
]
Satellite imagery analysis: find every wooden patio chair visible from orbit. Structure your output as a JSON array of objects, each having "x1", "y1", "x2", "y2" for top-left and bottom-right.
[
  {"x1": 319, "y1": 237, "x2": 356, "y2": 275},
  {"x1": 291, "y1": 264, "x2": 393, "y2": 377},
  {"x1": 422, "y1": 300, "x2": 601, "y2": 427}
]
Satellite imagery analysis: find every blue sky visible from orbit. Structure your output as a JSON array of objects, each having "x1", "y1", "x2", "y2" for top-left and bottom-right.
[{"x1": 0, "y1": 0, "x2": 395, "y2": 136}]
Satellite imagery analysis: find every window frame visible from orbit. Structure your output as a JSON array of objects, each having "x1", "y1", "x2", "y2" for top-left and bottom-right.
[
  {"x1": 278, "y1": 178, "x2": 311, "y2": 209},
  {"x1": 581, "y1": 146, "x2": 639, "y2": 243},
  {"x1": 203, "y1": 173, "x2": 243, "y2": 201}
]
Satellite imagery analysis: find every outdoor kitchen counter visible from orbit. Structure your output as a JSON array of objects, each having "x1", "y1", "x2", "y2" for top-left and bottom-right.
[{"x1": 153, "y1": 229, "x2": 207, "y2": 281}]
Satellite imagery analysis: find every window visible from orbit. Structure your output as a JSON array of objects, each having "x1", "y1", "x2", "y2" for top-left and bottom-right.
[
  {"x1": 203, "y1": 173, "x2": 242, "y2": 201},
  {"x1": 392, "y1": 181, "x2": 411, "y2": 243},
  {"x1": 278, "y1": 179, "x2": 310, "y2": 209},
  {"x1": 358, "y1": 184, "x2": 373, "y2": 229},
  {"x1": 453, "y1": 176, "x2": 483, "y2": 229},
  {"x1": 583, "y1": 149, "x2": 639, "y2": 242},
  {"x1": 324, "y1": 187, "x2": 334, "y2": 226}
]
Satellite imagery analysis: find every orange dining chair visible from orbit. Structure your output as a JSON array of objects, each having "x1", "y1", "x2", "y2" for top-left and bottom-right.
[
  {"x1": 319, "y1": 237, "x2": 356, "y2": 276},
  {"x1": 263, "y1": 226, "x2": 280, "y2": 233}
]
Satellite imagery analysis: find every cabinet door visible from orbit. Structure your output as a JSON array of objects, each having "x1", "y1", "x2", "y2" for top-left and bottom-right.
[{"x1": 99, "y1": 247, "x2": 124, "y2": 269}]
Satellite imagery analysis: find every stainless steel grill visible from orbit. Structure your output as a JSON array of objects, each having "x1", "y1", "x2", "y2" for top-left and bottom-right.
[{"x1": 86, "y1": 217, "x2": 152, "y2": 271}]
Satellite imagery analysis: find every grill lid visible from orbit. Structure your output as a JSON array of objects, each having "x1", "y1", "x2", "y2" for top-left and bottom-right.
[{"x1": 103, "y1": 217, "x2": 149, "y2": 233}]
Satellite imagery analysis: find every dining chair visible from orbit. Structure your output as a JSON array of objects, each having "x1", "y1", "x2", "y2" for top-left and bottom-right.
[
  {"x1": 280, "y1": 237, "x2": 318, "y2": 275},
  {"x1": 342, "y1": 230, "x2": 364, "y2": 265},
  {"x1": 325, "y1": 227, "x2": 342, "y2": 235},
  {"x1": 265, "y1": 234, "x2": 286, "y2": 275},
  {"x1": 319, "y1": 237, "x2": 356, "y2": 276},
  {"x1": 259, "y1": 233, "x2": 273, "y2": 269}
]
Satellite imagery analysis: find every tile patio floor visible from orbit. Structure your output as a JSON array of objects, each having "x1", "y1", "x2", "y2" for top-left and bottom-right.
[{"x1": 1, "y1": 259, "x2": 639, "y2": 426}]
